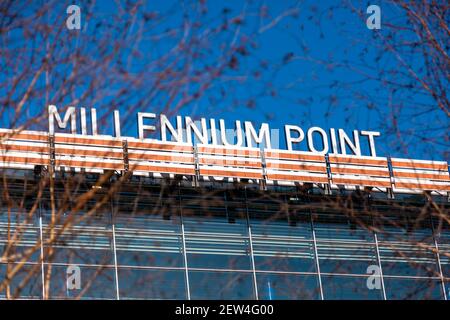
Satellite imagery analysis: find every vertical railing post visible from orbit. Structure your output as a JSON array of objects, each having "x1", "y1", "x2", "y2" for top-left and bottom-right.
[
  {"x1": 178, "y1": 184, "x2": 191, "y2": 300},
  {"x1": 244, "y1": 187, "x2": 259, "y2": 300},
  {"x1": 309, "y1": 213, "x2": 324, "y2": 300},
  {"x1": 373, "y1": 231, "x2": 387, "y2": 300},
  {"x1": 193, "y1": 146, "x2": 200, "y2": 187},
  {"x1": 387, "y1": 156, "x2": 395, "y2": 199},
  {"x1": 38, "y1": 202, "x2": 46, "y2": 300},
  {"x1": 259, "y1": 147, "x2": 267, "y2": 191},
  {"x1": 110, "y1": 198, "x2": 120, "y2": 300},
  {"x1": 324, "y1": 154, "x2": 332, "y2": 196},
  {"x1": 122, "y1": 140, "x2": 129, "y2": 174},
  {"x1": 48, "y1": 134, "x2": 55, "y2": 175},
  {"x1": 430, "y1": 215, "x2": 447, "y2": 300}
]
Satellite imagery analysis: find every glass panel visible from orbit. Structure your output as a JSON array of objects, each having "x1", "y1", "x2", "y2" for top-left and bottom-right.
[
  {"x1": 115, "y1": 213, "x2": 184, "y2": 267},
  {"x1": 251, "y1": 218, "x2": 316, "y2": 272},
  {"x1": 322, "y1": 275, "x2": 383, "y2": 300},
  {"x1": 0, "y1": 262, "x2": 42, "y2": 299},
  {"x1": 46, "y1": 264, "x2": 116, "y2": 299},
  {"x1": 377, "y1": 217, "x2": 438, "y2": 277},
  {"x1": 384, "y1": 277, "x2": 443, "y2": 300},
  {"x1": 316, "y1": 241, "x2": 377, "y2": 274},
  {"x1": 436, "y1": 227, "x2": 449, "y2": 278},
  {"x1": 0, "y1": 209, "x2": 40, "y2": 262},
  {"x1": 184, "y1": 216, "x2": 252, "y2": 270},
  {"x1": 42, "y1": 210, "x2": 113, "y2": 265},
  {"x1": 256, "y1": 272, "x2": 319, "y2": 300},
  {"x1": 189, "y1": 270, "x2": 254, "y2": 299},
  {"x1": 118, "y1": 268, "x2": 186, "y2": 299},
  {"x1": 379, "y1": 240, "x2": 438, "y2": 277},
  {"x1": 314, "y1": 214, "x2": 377, "y2": 274}
]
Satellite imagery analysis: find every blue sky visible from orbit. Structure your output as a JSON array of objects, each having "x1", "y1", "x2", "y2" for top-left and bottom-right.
[{"x1": 2, "y1": 0, "x2": 448, "y2": 161}]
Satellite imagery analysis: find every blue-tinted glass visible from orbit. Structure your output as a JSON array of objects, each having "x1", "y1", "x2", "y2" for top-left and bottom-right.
[
  {"x1": 384, "y1": 277, "x2": 443, "y2": 300},
  {"x1": 115, "y1": 213, "x2": 184, "y2": 267},
  {"x1": 118, "y1": 268, "x2": 186, "y2": 299},
  {"x1": 322, "y1": 275, "x2": 383, "y2": 300},
  {"x1": 184, "y1": 217, "x2": 252, "y2": 270},
  {"x1": 436, "y1": 228, "x2": 449, "y2": 277},
  {"x1": 46, "y1": 264, "x2": 116, "y2": 299},
  {"x1": 317, "y1": 241, "x2": 378, "y2": 274},
  {"x1": 314, "y1": 219, "x2": 377, "y2": 274},
  {"x1": 378, "y1": 225, "x2": 438, "y2": 277},
  {"x1": 189, "y1": 270, "x2": 254, "y2": 299},
  {"x1": 0, "y1": 262, "x2": 42, "y2": 299},
  {"x1": 251, "y1": 219, "x2": 316, "y2": 272},
  {"x1": 257, "y1": 272, "x2": 320, "y2": 300},
  {"x1": 42, "y1": 210, "x2": 114, "y2": 265},
  {"x1": 0, "y1": 209, "x2": 40, "y2": 262}
]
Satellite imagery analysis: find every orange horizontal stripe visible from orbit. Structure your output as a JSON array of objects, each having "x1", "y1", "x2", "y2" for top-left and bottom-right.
[
  {"x1": 266, "y1": 162, "x2": 327, "y2": 172},
  {"x1": 200, "y1": 169, "x2": 262, "y2": 179},
  {"x1": 0, "y1": 155, "x2": 48, "y2": 166},
  {"x1": 198, "y1": 146, "x2": 260, "y2": 158},
  {"x1": 391, "y1": 160, "x2": 448, "y2": 171},
  {"x1": 267, "y1": 173, "x2": 328, "y2": 183},
  {"x1": 128, "y1": 153, "x2": 194, "y2": 163},
  {"x1": 55, "y1": 136, "x2": 123, "y2": 148},
  {"x1": 0, "y1": 143, "x2": 48, "y2": 154},
  {"x1": 393, "y1": 171, "x2": 450, "y2": 181},
  {"x1": 199, "y1": 158, "x2": 261, "y2": 168},
  {"x1": 55, "y1": 159, "x2": 123, "y2": 170},
  {"x1": 332, "y1": 178, "x2": 391, "y2": 188},
  {"x1": 0, "y1": 132, "x2": 48, "y2": 142},
  {"x1": 130, "y1": 163, "x2": 195, "y2": 175},
  {"x1": 329, "y1": 156, "x2": 387, "y2": 166},
  {"x1": 395, "y1": 182, "x2": 450, "y2": 191},
  {"x1": 128, "y1": 141, "x2": 192, "y2": 152},
  {"x1": 265, "y1": 151, "x2": 324, "y2": 162},
  {"x1": 331, "y1": 167, "x2": 390, "y2": 177}
]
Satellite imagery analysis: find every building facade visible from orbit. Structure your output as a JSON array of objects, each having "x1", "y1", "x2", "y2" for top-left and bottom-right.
[{"x1": 0, "y1": 129, "x2": 449, "y2": 300}]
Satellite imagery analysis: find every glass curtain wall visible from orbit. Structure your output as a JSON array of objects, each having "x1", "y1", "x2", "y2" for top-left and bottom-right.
[{"x1": 1, "y1": 181, "x2": 448, "y2": 300}]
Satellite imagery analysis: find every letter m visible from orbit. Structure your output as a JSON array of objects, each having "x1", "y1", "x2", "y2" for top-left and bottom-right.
[{"x1": 48, "y1": 105, "x2": 77, "y2": 134}]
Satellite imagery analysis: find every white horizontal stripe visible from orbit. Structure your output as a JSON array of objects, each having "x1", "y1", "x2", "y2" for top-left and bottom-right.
[
  {"x1": 0, "y1": 163, "x2": 36, "y2": 170},
  {"x1": 128, "y1": 149, "x2": 192, "y2": 158},
  {"x1": 199, "y1": 154, "x2": 261, "y2": 162},
  {"x1": 199, "y1": 165, "x2": 262, "y2": 174},
  {"x1": 265, "y1": 159, "x2": 326, "y2": 167},
  {"x1": 330, "y1": 154, "x2": 388, "y2": 161},
  {"x1": 332, "y1": 174, "x2": 390, "y2": 182},
  {"x1": 129, "y1": 160, "x2": 195, "y2": 169},
  {"x1": 266, "y1": 169, "x2": 327, "y2": 178},
  {"x1": 264, "y1": 148, "x2": 324, "y2": 156},
  {"x1": 391, "y1": 158, "x2": 448, "y2": 165},
  {"x1": 392, "y1": 186, "x2": 430, "y2": 194},
  {"x1": 55, "y1": 132, "x2": 193, "y2": 148},
  {"x1": 0, "y1": 140, "x2": 48, "y2": 148},
  {"x1": 0, "y1": 151, "x2": 49, "y2": 159},
  {"x1": 55, "y1": 132, "x2": 121, "y2": 142},
  {"x1": 55, "y1": 154, "x2": 122, "y2": 164},
  {"x1": 393, "y1": 168, "x2": 449, "y2": 175},
  {"x1": 330, "y1": 164, "x2": 389, "y2": 171},
  {"x1": 197, "y1": 143, "x2": 259, "y2": 152},
  {"x1": 55, "y1": 144, "x2": 122, "y2": 153},
  {"x1": 393, "y1": 178, "x2": 450, "y2": 186},
  {"x1": 126, "y1": 137, "x2": 192, "y2": 147}
]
